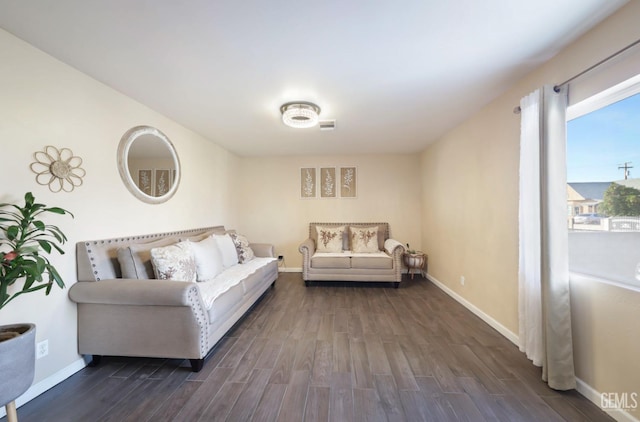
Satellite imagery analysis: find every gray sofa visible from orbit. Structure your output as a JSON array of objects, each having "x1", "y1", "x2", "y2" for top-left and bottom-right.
[
  {"x1": 68, "y1": 226, "x2": 277, "y2": 372},
  {"x1": 298, "y1": 222, "x2": 405, "y2": 287}
]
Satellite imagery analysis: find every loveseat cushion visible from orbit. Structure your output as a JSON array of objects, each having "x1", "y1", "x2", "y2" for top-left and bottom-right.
[
  {"x1": 311, "y1": 253, "x2": 351, "y2": 268},
  {"x1": 351, "y1": 252, "x2": 393, "y2": 269}
]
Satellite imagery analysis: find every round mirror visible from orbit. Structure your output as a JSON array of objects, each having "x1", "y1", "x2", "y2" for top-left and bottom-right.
[{"x1": 117, "y1": 125, "x2": 181, "y2": 204}]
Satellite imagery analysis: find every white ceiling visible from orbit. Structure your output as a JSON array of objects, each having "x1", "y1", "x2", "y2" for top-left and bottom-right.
[{"x1": 0, "y1": 1, "x2": 628, "y2": 157}]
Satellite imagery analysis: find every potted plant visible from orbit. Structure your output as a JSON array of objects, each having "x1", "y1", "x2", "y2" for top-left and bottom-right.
[{"x1": 0, "y1": 192, "x2": 72, "y2": 421}]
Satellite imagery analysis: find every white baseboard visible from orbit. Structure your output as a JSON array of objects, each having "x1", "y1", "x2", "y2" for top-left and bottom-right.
[
  {"x1": 426, "y1": 273, "x2": 520, "y2": 346},
  {"x1": 0, "y1": 357, "x2": 87, "y2": 418},
  {"x1": 576, "y1": 378, "x2": 639, "y2": 422},
  {"x1": 427, "y1": 273, "x2": 639, "y2": 422},
  {"x1": 4, "y1": 277, "x2": 637, "y2": 422}
]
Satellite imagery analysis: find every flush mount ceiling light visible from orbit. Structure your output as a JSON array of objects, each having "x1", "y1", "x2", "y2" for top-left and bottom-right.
[{"x1": 280, "y1": 101, "x2": 321, "y2": 128}]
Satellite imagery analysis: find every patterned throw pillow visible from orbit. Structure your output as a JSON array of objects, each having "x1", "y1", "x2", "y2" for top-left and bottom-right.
[
  {"x1": 316, "y1": 226, "x2": 345, "y2": 253},
  {"x1": 350, "y1": 226, "x2": 379, "y2": 253},
  {"x1": 150, "y1": 241, "x2": 197, "y2": 282},
  {"x1": 229, "y1": 232, "x2": 255, "y2": 264}
]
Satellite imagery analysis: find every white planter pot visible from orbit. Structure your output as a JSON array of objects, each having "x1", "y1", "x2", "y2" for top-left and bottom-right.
[
  {"x1": 0, "y1": 324, "x2": 36, "y2": 408},
  {"x1": 402, "y1": 252, "x2": 428, "y2": 279}
]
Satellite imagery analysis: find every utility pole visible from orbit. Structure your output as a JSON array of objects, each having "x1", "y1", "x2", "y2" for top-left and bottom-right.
[{"x1": 618, "y1": 162, "x2": 633, "y2": 180}]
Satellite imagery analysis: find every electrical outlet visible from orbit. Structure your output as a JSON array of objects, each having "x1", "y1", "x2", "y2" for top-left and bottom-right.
[
  {"x1": 278, "y1": 255, "x2": 284, "y2": 261},
  {"x1": 460, "y1": 276, "x2": 465, "y2": 286},
  {"x1": 36, "y1": 339, "x2": 48, "y2": 359}
]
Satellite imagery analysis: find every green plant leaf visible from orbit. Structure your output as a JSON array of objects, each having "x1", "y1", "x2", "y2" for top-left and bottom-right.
[
  {"x1": 0, "y1": 192, "x2": 71, "y2": 310},
  {"x1": 48, "y1": 265, "x2": 65, "y2": 289},
  {"x1": 6, "y1": 225, "x2": 19, "y2": 240},
  {"x1": 20, "y1": 245, "x2": 40, "y2": 254},
  {"x1": 48, "y1": 242, "x2": 66, "y2": 255},
  {"x1": 37, "y1": 240, "x2": 52, "y2": 253},
  {"x1": 45, "y1": 207, "x2": 72, "y2": 216}
]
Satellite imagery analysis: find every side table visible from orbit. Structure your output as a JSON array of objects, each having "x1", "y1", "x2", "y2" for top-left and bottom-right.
[{"x1": 402, "y1": 252, "x2": 427, "y2": 279}]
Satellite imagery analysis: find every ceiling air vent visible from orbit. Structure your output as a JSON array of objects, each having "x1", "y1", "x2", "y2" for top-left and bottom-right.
[{"x1": 319, "y1": 120, "x2": 336, "y2": 131}]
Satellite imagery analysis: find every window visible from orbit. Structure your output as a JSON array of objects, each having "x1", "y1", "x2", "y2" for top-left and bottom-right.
[{"x1": 567, "y1": 75, "x2": 640, "y2": 290}]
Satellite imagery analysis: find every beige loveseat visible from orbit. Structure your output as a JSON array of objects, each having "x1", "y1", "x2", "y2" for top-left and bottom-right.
[
  {"x1": 298, "y1": 222, "x2": 405, "y2": 287},
  {"x1": 68, "y1": 226, "x2": 277, "y2": 372}
]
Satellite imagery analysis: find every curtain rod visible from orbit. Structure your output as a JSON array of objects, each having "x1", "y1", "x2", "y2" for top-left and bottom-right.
[{"x1": 513, "y1": 37, "x2": 640, "y2": 114}]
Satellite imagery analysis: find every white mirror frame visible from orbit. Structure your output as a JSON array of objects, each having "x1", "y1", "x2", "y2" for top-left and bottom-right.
[{"x1": 117, "y1": 125, "x2": 181, "y2": 204}]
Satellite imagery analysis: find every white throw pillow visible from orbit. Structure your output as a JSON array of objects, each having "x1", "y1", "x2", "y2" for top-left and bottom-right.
[
  {"x1": 350, "y1": 226, "x2": 380, "y2": 253},
  {"x1": 150, "y1": 241, "x2": 197, "y2": 282},
  {"x1": 213, "y1": 233, "x2": 239, "y2": 268},
  {"x1": 316, "y1": 225, "x2": 345, "y2": 253},
  {"x1": 188, "y1": 236, "x2": 224, "y2": 281}
]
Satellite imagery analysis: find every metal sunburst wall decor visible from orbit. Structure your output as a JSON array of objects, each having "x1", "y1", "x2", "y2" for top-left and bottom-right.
[{"x1": 30, "y1": 146, "x2": 86, "y2": 192}]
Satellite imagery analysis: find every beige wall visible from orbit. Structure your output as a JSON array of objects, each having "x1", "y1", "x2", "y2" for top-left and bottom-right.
[
  {"x1": 236, "y1": 155, "x2": 422, "y2": 269},
  {"x1": 2, "y1": 1, "x2": 639, "y2": 415},
  {"x1": 0, "y1": 29, "x2": 240, "y2": 385},
  {"x1": 420, "y1": 1, "x2": 640, "y2": 416}
]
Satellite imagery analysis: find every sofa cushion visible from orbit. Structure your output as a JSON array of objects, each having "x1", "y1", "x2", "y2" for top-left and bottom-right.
[
  {"x1": 350, "y1": 226, "x2": 380, "y2": 253},
  {"x1": 229, "y1": 232, "x2": 255, "y2": 264},
  {"x1": 189, "y1": 235, "x2": 224, "y2": 282},
  {"x1": 117, "y1": 237, "x2": 177, "y2": 279},
  {"x1": 196, "y1": 257, "x2": 276, "y2": 308},
  {"x1": 311, "y1": 253, "x2": 351, "y2": 268},
  {"x1": 316, "y1": 225, "x2": 345, "y2": 253},
  {"x1": 150, "y1": 241, "x2": 197, "y2": 282},
  {"x1": 213, "y1": 234, "x2": 239, "y2": 268},
  {"x1": 351, "y1": 253, "x2": 393, "y2": 269},
  {"x1": 206, "y1": 283, "x2": 245, "y2": 323}
]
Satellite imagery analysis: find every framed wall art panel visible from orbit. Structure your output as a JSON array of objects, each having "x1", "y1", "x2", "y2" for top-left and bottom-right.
[
  {"x1": 340, "y1": 166, "x2": 357, "y2": 198},
  {"x1": 300, "y1": 167, "x2": 317, "y2": 198},
  {"x1": 320, "y1": 167, "x2": 337, "y2": 198},
  {"x1": 138, "y1": 170, "x2": 153, "y2": 196},
  {"x1": 155, "y1": 169, "x2": 171, "y2": 197}
]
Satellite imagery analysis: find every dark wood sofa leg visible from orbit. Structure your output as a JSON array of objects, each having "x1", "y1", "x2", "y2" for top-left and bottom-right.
[
  {"x1": 190, "y1": 358, "x2": 204, "y2": 372},
  {"x1": 88, "y1": 355, "x2": 102, "y2": 367},
  {"x1": 394, "y1": 282, "x2": 399, "y2": 289}
]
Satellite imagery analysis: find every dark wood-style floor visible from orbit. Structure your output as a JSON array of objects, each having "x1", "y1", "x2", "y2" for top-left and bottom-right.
[{"x1": 6, "y1": 273, "x2": 612, "y2": 422}]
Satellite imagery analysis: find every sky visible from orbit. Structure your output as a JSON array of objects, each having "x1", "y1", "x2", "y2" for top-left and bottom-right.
[{"x1": 567, "y1": 92, "x2": 640, "y2": 183}]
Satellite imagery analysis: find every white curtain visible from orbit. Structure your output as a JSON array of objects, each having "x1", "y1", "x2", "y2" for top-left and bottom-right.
[{"x1": 518, "y1": 85, "x2": 576, "y2": 390}]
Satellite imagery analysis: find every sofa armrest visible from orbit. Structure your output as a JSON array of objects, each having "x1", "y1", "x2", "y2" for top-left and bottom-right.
[
  {"x1": 250, "y1": 243, "x2": 275, "y2": 258},
  {"x1": 298, "y1": 238, "x2": 315, "y2": 254},
  {"x1": 69, "y1": 279, "x2": 210, "y2": 360},
  {"x1": 385, "y1": 239, "x2": 406, "y2": 282},
  {"x1": 69, "y1": 279, "x2": 200, "y2": 306},
  {"x1": 298, "y1": 238, "x2": 315, "y2": 280},
  {"x1": 384, "y1": 238, "x2": 405, "y2": 256}
]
